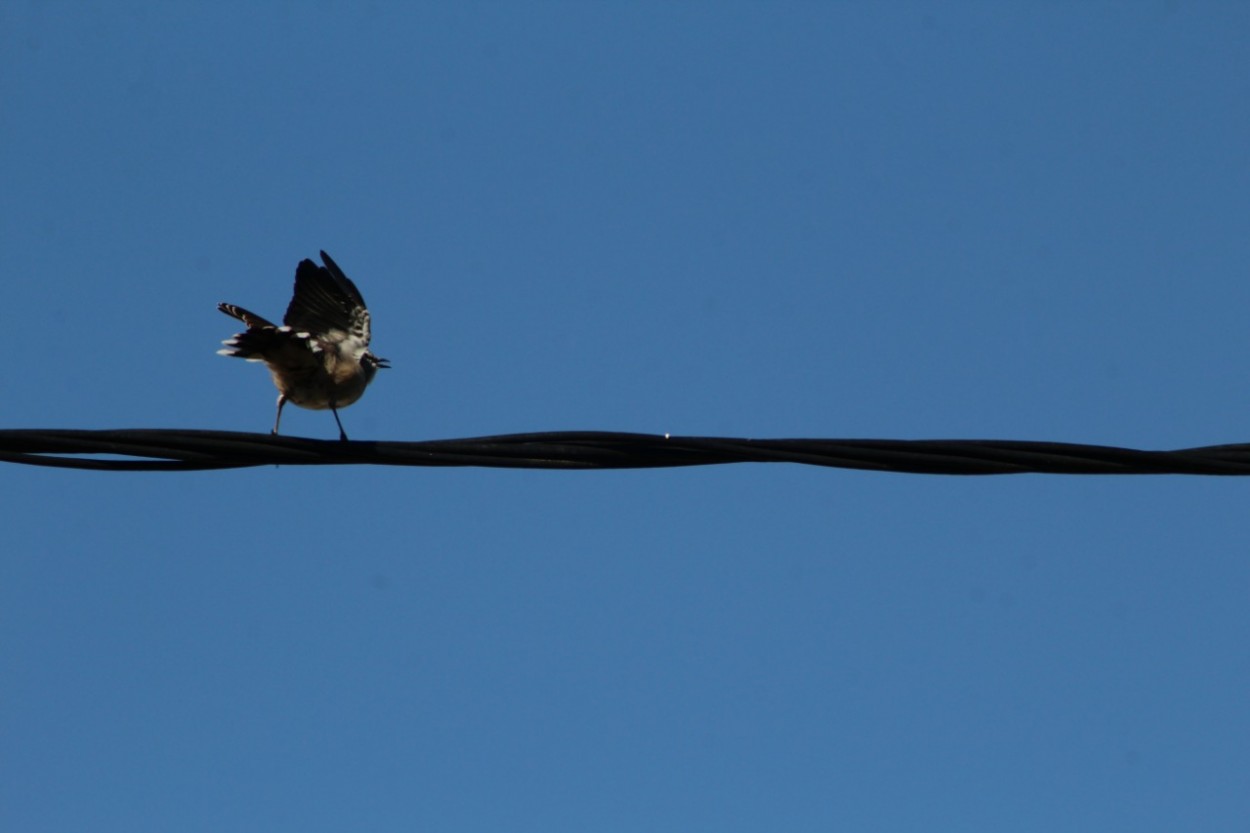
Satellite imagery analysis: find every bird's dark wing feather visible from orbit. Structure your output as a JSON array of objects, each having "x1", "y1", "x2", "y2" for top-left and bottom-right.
[{"x1": 282, "y1": 251, "x2": 372, "y2": 343}]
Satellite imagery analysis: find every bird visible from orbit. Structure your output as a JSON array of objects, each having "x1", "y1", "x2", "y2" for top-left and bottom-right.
[{"x1": 217, "y1": 250, "x2": 390, "y2": 441}]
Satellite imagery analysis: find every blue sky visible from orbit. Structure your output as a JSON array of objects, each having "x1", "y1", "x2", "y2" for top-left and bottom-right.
[{"x1": 3, "y1": 2, "x2": 1249, "y2": 830}]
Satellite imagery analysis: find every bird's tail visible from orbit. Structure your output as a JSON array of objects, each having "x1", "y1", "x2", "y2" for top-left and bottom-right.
[
  {"x1": 217, "y1": 303, "x2": 286, "y2": 361},
  {"x1": 217, "y1": 303, "x2": 275, "y2": 329}
]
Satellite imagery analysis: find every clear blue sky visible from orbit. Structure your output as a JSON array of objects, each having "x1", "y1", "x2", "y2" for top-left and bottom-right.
[{"x1": 3, "y1": 3, "x2": 1249, "y2": 830}]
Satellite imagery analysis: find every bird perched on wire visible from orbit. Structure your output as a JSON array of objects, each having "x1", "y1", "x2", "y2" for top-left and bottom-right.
[{"x1": 217, "y1": 250, "x2": 390, "y2": 441}]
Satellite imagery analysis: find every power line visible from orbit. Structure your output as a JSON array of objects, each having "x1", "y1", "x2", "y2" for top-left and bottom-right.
[{"x1": 1, "y1": 428, "x2": 1248, "y2": 474}]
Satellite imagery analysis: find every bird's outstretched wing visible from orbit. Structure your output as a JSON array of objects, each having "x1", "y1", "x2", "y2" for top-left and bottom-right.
[{"x1": 283, "y1": 251, "x2": 373, "y2": 345}]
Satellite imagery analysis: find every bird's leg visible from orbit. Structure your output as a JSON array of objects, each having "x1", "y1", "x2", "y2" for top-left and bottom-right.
[
  {"x1": 272, "y1": 394, "x2": 287, "y2": 435},
  {"x1": 331, "y1": 404, "x2": 349, "y2": 442}
]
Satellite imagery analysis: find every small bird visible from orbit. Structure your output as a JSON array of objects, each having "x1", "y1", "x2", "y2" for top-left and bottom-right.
[{"x1": 217, "y1": 250, "x2": 390, "y2": 441}]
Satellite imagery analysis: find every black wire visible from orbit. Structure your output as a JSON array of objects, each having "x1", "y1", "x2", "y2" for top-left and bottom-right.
[{"x1": 2, "y1": 428, "x2": 1250, "y2": 474}]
